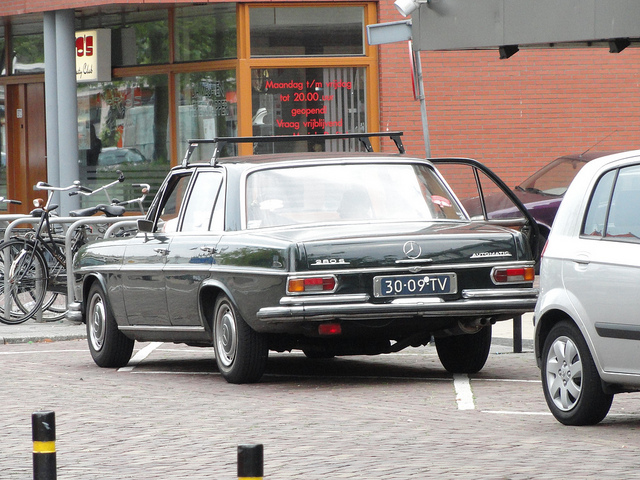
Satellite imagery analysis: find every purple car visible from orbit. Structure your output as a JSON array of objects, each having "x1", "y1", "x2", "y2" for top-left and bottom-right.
[{"x1": 511, "y1": 151, "x2": 618, "y2": 244}]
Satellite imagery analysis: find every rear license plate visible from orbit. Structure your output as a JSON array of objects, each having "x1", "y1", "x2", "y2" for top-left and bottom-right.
[{"x1": 373, "y1": 273, "x2": 457, "y2": 298}]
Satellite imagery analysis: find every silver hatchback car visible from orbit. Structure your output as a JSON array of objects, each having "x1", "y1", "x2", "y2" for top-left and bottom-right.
[{"x1": 535, "y1": 150, "x2": 640, "y2": 425}]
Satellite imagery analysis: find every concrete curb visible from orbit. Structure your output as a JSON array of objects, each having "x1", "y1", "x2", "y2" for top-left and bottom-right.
[{"x1": 0, "y1": 320, "x2": 86, "y2": 345}]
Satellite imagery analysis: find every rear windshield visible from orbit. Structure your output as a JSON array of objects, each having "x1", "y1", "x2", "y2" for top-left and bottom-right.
[{"x1": 245, "y1": 163, "x2": 465, "y2": 229}]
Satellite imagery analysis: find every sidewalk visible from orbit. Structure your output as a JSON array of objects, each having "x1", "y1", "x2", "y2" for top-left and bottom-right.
[
  {"x1": 0, "y1": 318, "x2": 86, "y2": 344},
  {"x1": 0, "y1": 314, "x2": 535, "y2": 349}
]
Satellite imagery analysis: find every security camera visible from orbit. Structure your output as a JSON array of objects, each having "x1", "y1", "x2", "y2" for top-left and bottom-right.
[{"x1": 394, "y1": 0, "x2": 420, "y2": 17}]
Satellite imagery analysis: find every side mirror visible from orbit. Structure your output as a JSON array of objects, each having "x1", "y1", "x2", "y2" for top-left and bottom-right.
[{"x1": 137, "y1": 218, "x2": 154, "y2": 233}]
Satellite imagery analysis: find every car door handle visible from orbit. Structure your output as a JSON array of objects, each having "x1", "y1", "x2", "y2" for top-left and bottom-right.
[
  {"x1": 154, "y1": 248, "x2": 170, "y2": 256},
  {"x1": 200, "y1": 246, "x2": 217, "y2": 254},
  {"x1": 574, "y1": 253, "x2": 590, "y2": 265}
]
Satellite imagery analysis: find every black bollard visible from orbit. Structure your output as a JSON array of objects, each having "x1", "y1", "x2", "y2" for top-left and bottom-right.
[
  {"x1": 32, "y1": 411, "x2": 56, "y2": 480},
  {"x1": 237, "y1": 444, "x2": 263, "y2": 480}
]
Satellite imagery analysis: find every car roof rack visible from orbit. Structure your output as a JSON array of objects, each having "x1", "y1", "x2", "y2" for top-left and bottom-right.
[{"x1": 181, "y1": 131, "x2": 405, "y2": 167}]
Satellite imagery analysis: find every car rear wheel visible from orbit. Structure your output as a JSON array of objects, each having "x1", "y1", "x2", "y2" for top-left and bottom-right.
[
  {"x1": 541, "y1": 321, "x2": 613, "y2": 426},
  {"x1": 213, "y1": 294, "x2": 268, "y2": 384},
  {"x1": 86, "y1": 282, "x2": 134, "y2": 368},
  {"x1": 435, "y1": 325, "x2": 492, "y2": 374}
]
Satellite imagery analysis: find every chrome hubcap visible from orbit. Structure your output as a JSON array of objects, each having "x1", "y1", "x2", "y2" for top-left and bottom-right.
[
  {"x1": 216, "y1": 305, "x2": 237, "y2": 368},
  {"x1": 89, "y1": 295, "x2": 106, "y2": 351},
  {"x1": 545, "y1": 335, "x2": 583, "y2": 411}
]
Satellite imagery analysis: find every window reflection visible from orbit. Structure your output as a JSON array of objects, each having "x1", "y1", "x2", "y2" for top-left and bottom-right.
[
  {"x1": 175, "y1": 4, "x2": 237, "y2": 62},
  {"x1": 250, "y1": 7, "x2": 364, "y2": 56},
  {"x1": 77, "y1": 75, "x2": 170, "y2": 211},
  {"x1": 176, "y1": 70, "x2": 238, "y2": 160},
  {"x1": 78, "y1": 8, "x2": 169, "y2": 66},
  {"x1": 11, "y1": 23, "x2": 44, "y2": 74}
]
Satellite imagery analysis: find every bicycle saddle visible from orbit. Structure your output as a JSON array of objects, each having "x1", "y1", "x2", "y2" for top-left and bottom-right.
[{"x1": 70, "y1": 204, "x2": 126, "y2": 218}]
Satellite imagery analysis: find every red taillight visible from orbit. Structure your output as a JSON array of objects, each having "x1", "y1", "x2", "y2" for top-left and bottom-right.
[
  {"x1": 318, "y1": 323, "x2": 342, "y2": 335},
  {"x1": 492, "y1": 266, "x2": 535, "y2": 284},
  {"x1": 287, "y1": 276, "x2": 337, "y2": 293}
]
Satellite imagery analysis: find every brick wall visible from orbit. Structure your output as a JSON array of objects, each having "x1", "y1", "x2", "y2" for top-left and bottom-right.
[{"x1": 378, "y1": 1, "x2": 640, "y2": 186}]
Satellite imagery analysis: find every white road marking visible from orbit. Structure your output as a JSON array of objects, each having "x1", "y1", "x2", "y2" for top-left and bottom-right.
[
  {"x1": 0, "y1": 349, "x2": 87, "y2": 355},
  {"x1": 484, "y1": 410, "x2": 551, "y2": 416},
  {"x1": 118, "y1": 342, "x2": 163, "y2": 372},
  {"x1": 453, "y1": 374, "x2": 475, "y2": 410}
]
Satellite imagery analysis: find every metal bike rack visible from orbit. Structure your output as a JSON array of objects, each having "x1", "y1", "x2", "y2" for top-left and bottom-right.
[
  {"x1": 0, "y1": 214, "x2": 39, "y2": 323},
  {"x1": 64, "y1": 216, "x2": 143, "y2": 320},
  {"x1": 1, "y1": 215, "x2": 142, "y2": 323}
]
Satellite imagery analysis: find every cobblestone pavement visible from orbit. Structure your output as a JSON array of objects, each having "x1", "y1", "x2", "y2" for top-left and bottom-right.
[{"x1": 2, "y1": 337, "x2": 640, "y2": 480}]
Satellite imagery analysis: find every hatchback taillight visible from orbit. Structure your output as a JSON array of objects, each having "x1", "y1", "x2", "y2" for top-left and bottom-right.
[
  {"x1": 492, "y1": 266, "x2": 535, "y2": 284},
  {"x1": 287, "y1": 276, "x2": 337, "y2": 294}
]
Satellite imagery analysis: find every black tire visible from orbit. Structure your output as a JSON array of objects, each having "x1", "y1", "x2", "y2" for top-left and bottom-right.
[
  {"x1": 541, "y1": 321, "x2": 613, "y2": 426},
  {"x1": 435, "y1": 325, "x2": 492, "y2": 374},
  {"x1": 86, "y1": 282, "x2": 134, "y2": 368},
  {"x1": 0, "y1": 238, "x2": 48, "y2": 324},
  {"x1": 213, "y1": 294, "x2": 268, "y2": 384}
]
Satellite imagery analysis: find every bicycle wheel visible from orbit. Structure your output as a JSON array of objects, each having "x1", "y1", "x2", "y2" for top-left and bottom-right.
[
  {"x1": 0, "y1": 238, "x2": 49, "y2": 324},
  {"x1": 38, "y1": 240, "x2": 68, "y2": 321}
]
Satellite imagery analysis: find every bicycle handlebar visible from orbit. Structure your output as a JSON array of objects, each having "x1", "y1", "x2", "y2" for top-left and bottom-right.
[
  {"x1": 34, "y1": 180, "x2": 84, "y2": 193},
  {"x1": 33, "y1": 172, "x2": 149, "y2": 214}
]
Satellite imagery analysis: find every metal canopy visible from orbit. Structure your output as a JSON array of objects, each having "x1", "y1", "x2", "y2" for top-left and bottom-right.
[{"x1": 412, "y1": 0, "x2": 640, "y2": 52}]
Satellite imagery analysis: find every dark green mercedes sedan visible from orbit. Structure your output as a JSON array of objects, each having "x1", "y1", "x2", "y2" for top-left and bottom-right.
[{"x1": 72, "y1": 133, "x2": 539, "y2": 383}]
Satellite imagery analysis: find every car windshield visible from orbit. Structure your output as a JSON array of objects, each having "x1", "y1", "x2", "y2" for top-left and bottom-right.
[
  {"x1": 518, "y1": 157, "x2": 588, "y2": 196},
  {"x1": 245, "y1": 162, "x2": 465, "y2": 229}
]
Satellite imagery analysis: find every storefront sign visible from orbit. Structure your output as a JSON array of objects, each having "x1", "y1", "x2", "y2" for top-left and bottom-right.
[
  {"x1": 252, "y1": 68, "x2": 364, "y2": 139},
  {"x1": 76, "y1": 29, "x2": 111, "y2": 83}
]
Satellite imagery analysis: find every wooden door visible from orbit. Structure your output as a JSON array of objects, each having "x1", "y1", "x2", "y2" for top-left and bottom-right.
[{"x1": 6, "y1": 83, "x2": 47, "y2": 213}]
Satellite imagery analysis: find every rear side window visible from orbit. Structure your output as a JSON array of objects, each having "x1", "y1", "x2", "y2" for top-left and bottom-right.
[
  {"x1": 583, "y1": 165, "x2": 640, "y2": 242},
  {"x1": 181, "y1": 171, "x2": 223, "y2": 232},
  {"x1": 605, "y1": 165, "x2": 640, "y2": 241},
  {"x1": 582, "y1": 170, "x2": 615, "y2": 237}
]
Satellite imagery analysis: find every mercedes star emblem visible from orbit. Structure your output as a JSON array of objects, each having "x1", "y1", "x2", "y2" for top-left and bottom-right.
[{"x1": 403, "y1": 241, "x2": 422, "y2": 259}]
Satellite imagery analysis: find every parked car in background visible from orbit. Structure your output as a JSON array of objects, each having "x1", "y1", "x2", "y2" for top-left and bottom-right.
[
  {"x1": 73, "y1": 133, "x2": 539, "y2": 384},
  {"x1": 512, "y1": 151, "x2": 618, "y2": 244},
  {"x1": 534, "y1": 150, "x2": 640, "y2": 425},
  {"x1": 98, "y1": 147, "x2": 148, "y2": 168}
]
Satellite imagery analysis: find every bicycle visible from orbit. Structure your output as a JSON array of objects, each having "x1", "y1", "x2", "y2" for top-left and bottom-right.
[{"x1": 0, "y1": 174, "x2": 148, "y2": 324}]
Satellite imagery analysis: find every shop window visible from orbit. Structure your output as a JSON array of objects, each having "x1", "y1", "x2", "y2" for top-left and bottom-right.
[
  {"x1": 11, "y1": 23, "x2": 44, "y2": 74},
  {"x1": 0, "y1": 30, "x2": 5, "y2": 75},
  {"x1": 79, "y1": 9, "x2": 169, "y2": 66},
  {"x1": 251, "y1": 67, "x2": 366, "y2": 153},
  {"x1": 176, "y1": 70, "x2": 238, "y2": 160},
  {"x1": 175, "y1": 4, "x2": 237, "y2": 62},
  {"x1": 250, "y1": 7, "x2": 364, "y2": 56},
  {"x1": 77, "y1": 75, "x2": 170, "y2": 211}
]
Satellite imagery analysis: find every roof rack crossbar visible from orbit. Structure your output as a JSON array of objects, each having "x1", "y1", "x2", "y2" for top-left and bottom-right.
[{"x1": 183, "y1": 132, "x2": 404, "y2": 166}]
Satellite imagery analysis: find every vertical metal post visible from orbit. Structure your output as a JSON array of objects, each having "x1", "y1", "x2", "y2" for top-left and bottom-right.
[
  {"x1": 32, "y1": 411, "x2": 56, "y2": 480},
  {"x1": 413, "y1": 45, "x2": 431, "y2": 158},
  {"x1": 54, "y1": 10, "x2": 80, "y2": 216},
  {"x1": 513, "y1": 315, "x2": 522, "y2": 353},
  {"x1": 237, "y1": 444, "x2": 263, "y2": 480},
  {"x1": 43, "y1": 12, "x2": 60, "y2": 196}
]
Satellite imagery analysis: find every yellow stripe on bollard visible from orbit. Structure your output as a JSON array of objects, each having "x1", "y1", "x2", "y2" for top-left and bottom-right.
[
  {"x1": 238, "y1": 477, "x2": 263, "y2": 480},
  {"x1": 33, "y1": 441, "x2": 56, "y2": 454}
]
